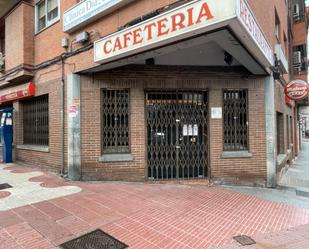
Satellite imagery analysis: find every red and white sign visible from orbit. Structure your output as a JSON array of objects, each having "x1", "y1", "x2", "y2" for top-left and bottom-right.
[
  {"x1": 94, "y1": 0, "x2": 236, "y2": 63},
  {"x1": 285, "y1": 95, "x2": 295, "y2": 107},
  {"x1": 0, "y1": 82, "x2": 35, "y2": 103},
  {"x1": 94, "y1": 0, "x2": 273, "y2": 68},
  {"x1": 285, "y1": 79, "x2": 309, "y2": 101},
  {"x1": 236, "y1": 0, "x2": 273, "y2": 65}
]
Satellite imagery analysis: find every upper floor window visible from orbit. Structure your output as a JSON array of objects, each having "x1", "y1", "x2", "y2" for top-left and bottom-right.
[
  {"x1": 35, "y1": 0, "x2": 59, "y2": 33},
  {"x1": 293, "y1": 44, "x2": 307, "y2": 74},
  {"x1": 275, "y1": 10, "x2": 280, "y2": 41}
]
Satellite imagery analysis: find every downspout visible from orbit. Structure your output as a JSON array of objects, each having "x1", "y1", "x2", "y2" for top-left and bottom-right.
[{"x1": 60, "y1": 55, "x2": 65, "y2": 176}]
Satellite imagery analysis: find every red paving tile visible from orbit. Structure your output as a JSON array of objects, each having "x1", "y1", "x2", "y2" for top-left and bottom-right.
[
  {"x1": 4, "y1": 223, "x2": 55, "y2": 249},
  {"x1": 32, "y1": 201, "x2": 71, "y2": 221},
  {"x1": 3, "y1": 166, "x2": 36, "y2": 173},
  {"x1": 56, "y1": 215, "x2": 92, "y2": 235},
  {"x1": 0, "y1": 191, "x2": 10, "y2": 199},
  {"x1": 0, "y1": 228, "x2": 21, "y2": 249},
  {"x1": 213, "y1": 223, "x2": 309, "y2": 249},
  {"x1": 0, "y1": 170, "x2": 309, "y2": 249},
  {"x1": 0, "y1": 210, "x2": 23, "y2": 228}
]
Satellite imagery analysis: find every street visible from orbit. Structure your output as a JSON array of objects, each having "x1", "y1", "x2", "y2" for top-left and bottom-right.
[{"x1": 0, "y1": 142, "x2": 309, "y2": 249}]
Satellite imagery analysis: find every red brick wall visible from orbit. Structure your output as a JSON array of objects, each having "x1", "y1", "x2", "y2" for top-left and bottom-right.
[
  {"x1": 12, "y1": 77, "x2": 64, "y2": 173},
  {"x1": 293, "y1": 21, "x2": 307, "y2": 46},
  {"x1": 0, "y1": 0, "x2": 301, "y2": 184},
  {"x1": 34, "y1": 0, "x2": 179, "y2": 66},
  {"x1": 247, "y1": 0, "x2": 288, "y2": 52},
  {"x1": 79, "y1": 66, "x2": 266, "y2": 183},
  {"x1": 5, "y1": 2, "x2": 34, "y2": 70}
]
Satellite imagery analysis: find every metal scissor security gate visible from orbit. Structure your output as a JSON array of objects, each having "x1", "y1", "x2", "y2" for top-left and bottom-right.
[{"x1": 146, "y1": 91, "x2": 209, "y2": 180}]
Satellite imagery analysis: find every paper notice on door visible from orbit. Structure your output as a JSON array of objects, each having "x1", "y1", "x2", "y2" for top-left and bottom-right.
[
  {"x1": 193, "y1": 124, "x2": 198, "y2": 135},
  {"x1": 6, "y1": 118, "x2": 12, "y2": 125},
  {"x1": 183, "y1": 124, "x2": 198, "y2": 136},
  {"x1": 69, "y1": 105, "x2": 78, "y2": 118}
]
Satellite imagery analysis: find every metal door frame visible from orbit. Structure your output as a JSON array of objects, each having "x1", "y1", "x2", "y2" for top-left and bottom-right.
[{"x1": 145, "y1": 89, "x2": 210, "y2": 181}]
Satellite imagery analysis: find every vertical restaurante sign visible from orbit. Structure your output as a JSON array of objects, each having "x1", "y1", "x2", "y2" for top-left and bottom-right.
[
  {"x1": 63, "y1": 0, "x2": 133, "y2": 32},
  {"x1": 236, "y1": 0, "x2": 273, "y2": 64},
  {"x1": 94, "y1": 0, "x2": 237, "y2": 64}
]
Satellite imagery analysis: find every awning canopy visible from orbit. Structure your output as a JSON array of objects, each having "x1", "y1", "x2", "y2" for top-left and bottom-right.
[{"x1": 88, "y1": 0, "x2": 274, "y2": 75}]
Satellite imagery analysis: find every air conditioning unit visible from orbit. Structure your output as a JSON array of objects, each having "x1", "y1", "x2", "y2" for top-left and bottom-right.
[
  {"x1": 293, "y1": 4, "x2": 300, "y2": 19},
  {"x1": 293, "y1": 51, "x2": 302, "y2": 66}
]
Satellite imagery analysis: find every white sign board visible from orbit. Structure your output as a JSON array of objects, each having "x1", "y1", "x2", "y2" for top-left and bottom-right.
[
  {"x1": 183, "y1": 124, "x2": 198, "y2": 136},
  {"x1": 211, "y1": 107, "x2": 222, "y2": 119},
  {"x1": 94, "y1": 0, "x2": 273, "y2": 68},
  {"x1": 63, "y1": 0, "x2": 133, "y2": 32},
  {"x1": 236, "y1": 0, "x2": 273, "y2": 65},
  {"x1": 94, "y1": 0, "x2": 237, "y2": 64}
]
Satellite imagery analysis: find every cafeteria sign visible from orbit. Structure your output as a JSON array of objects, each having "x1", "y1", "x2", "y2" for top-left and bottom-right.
[
  {"x1": 94, "y1": 0, "x2": 237, "y2": 64},
  {"x1": 285, "y1": 79, "x2": 309, "y2": 101}
]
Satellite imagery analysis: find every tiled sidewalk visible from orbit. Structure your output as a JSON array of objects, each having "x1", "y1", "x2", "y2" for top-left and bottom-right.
[
  {"x1": 0, "y1": 164, "x2": 309, "y2": 249},
  {"x1": 279, "y1": 140, "x2": 309, "y2": 189},
  {"x1": 213, "y1": 223, "x2": 309, "y2": 249}
]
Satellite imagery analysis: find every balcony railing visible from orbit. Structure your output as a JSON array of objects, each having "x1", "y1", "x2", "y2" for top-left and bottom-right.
[{"x1": 293, "y1": 60, "x2": 308, "y2": 75}]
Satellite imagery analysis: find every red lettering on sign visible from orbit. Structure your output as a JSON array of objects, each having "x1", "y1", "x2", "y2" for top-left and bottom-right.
[
  {"x1": 133, "y1": 28, "x2": 143, "y2": 45},
  {"x1": 0, "y1": 82, "x2": 36, "y2": 103},
  {"x1": 113, "y1": 36, "x2": 123, "y2": 52},
  {"x1": 196, "y1": 2, "x2": 214, "y2": 24},
  {"x1": 171, "y1": 13, "x2": 186, "y2": 32},
  {"x1": 187, "y1": 7, "x2": 194, "y2": 27},
  {"x1": 103, "y1": 40, "x2": 112, "y2": 54},
  {"x1": 96, "y1": 1, "x2": 216, "y2": 60},
  {"x1": 123, "y1": 32, "x2": 132, "y2": 48},
  {"x1": 285, "y1": 80, "x2": 309, "y2": 101},
  {"x1": 144, "y1": 23, "x2": 156, "y2": 40},
  {"x1": 157, "y1": 18, "x2": 170, "y2": 36}
]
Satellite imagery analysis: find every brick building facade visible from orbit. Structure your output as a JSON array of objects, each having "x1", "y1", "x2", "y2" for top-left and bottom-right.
[{"x1": 0, "y1": 0, "x2": 307, "y2": 186}]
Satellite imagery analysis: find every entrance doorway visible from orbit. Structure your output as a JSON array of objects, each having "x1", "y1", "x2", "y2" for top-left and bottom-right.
[{"x1": 146, "y1": 90, "x2": 209, "y2": 180}]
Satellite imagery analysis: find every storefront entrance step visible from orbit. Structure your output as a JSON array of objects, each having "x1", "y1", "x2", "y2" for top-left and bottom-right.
[{"x1": 296, "y1": 187, "x2": 309, "y2": 198}]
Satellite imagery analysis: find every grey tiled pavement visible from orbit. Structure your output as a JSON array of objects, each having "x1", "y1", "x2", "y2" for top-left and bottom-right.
[{"x1": 279, "y1": 139, "x2": 309, "y2": 189}]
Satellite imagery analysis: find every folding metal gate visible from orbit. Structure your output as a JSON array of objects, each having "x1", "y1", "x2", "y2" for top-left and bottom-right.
[{"x1": 146, "y1": 90, "x2": 209, "y2": 180}]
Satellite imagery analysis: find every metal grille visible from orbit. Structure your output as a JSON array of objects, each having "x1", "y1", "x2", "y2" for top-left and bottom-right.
[
  {"x1": 60, "y1": 229, "x2": 127, "y2": 249},
  {"x1": 23, "y1": 95, "x2": 49, "y2": 146},
  {"x1": 233, "y1": 235, "x2": 256, "y2": 246},
  {"x1": 277, "y1": 112, "x2": 284, "y2": 154},
  {"x1": 223, "y1": 90, "x2": 248, "y2": 151},
  {"x1": 146, "y1": 91, "x2": 208, "y2": 180},
  {"x1": 102, "y1": 89, "x2": 130, "y2": 153}
]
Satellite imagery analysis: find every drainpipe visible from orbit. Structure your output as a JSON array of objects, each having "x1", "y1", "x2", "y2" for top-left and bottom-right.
[{"x1": 60, "y1": 55, "x2": 65, "y2": 176}]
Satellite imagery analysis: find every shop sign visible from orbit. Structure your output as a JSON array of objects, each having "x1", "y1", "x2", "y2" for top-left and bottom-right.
[
  {"x1": 285, "y1": 95, "x2": 295, "y2": 107},
  {"x1": 211, "y1": 107, "x2": 222, "y2": 119},
  {"x1": 285, "y1": 79, "x2": 309, "y2": 101},
  {"x1": 63, "y1": 0, "x2": 133, "y2": 32},
  {"x1": 0, "y1": 82, "x2": 35, "y2": 103},
  {"x1": 94, "y1": 0, "x2": 236, "y2": 64},
  {"x1": 236, "y1": 0, "x2": 273, "y2": 65}
]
